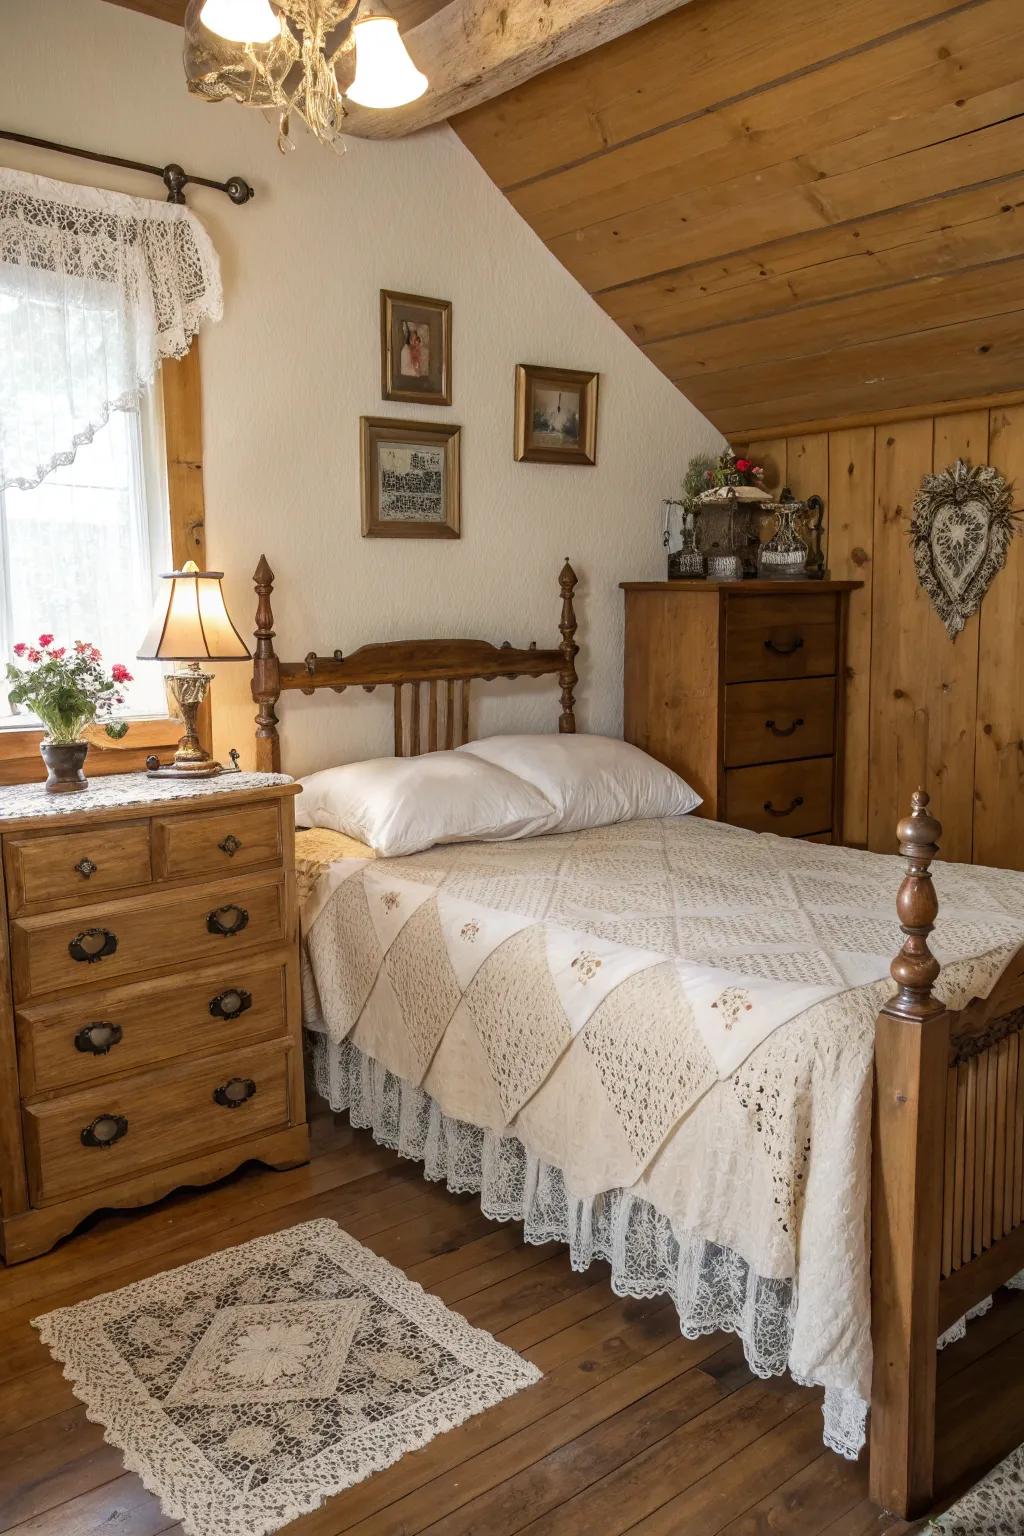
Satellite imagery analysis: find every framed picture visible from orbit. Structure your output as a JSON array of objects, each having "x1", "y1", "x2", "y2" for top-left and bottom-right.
[
  {"x1": 380, "y1": 290, "x2": 452, "y2": 406},
  {"x1": 360, "y1": 417, "x2": 461, "y2": 539},
  {"x1": 514, "y1": 363, "x2": 599, "y2": 465}
]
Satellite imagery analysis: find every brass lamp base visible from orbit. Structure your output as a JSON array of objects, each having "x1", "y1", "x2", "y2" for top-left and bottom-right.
[{"x1": 145, "y1": 662, "x2": 223, "y2": 780}]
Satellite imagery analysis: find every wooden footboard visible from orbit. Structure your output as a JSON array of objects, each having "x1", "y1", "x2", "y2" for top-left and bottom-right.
[{"x1": 869, "y1": 790, "x2": 1024, "y2": 1518}]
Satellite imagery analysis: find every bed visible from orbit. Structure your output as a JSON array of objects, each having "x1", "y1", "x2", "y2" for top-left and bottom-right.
[{"x1": 250, "y1": 554, "x2": 1024, "y2": 1519}]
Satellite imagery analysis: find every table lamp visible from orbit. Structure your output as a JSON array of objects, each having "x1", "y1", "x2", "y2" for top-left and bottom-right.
[{"x1": 137, "y1": 560, "x2": 251, "y2": 778}]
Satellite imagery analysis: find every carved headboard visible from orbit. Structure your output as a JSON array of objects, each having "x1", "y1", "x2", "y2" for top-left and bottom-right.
[{"x1": 250, "y1": 557, "x2": 580, "y2": 773}]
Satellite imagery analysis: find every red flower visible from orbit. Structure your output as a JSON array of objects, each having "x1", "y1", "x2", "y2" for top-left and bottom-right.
[
  {"x1": 12, "y1": 642, "x2": 26, "y2": 657},
  {"x1": 37, "y1": 632, "x2": 53, "y2": 647},
  {"x1": 88, "y1": 645, "x2": 102, "y2": 662},
  {"x1": 111, "y1": 663, "x2": 133, "y2": 683},
  {"x1": 48, "y1": 647, "x2": 66, "y2": 659},
  {"x1": 27, "y1": 648, "x2": 41, "y2": 663},
  {"x1": 74, "y1": 640, "x2": 88, "y2": 654},
  {"x1": 734, "y1": 458, "x2": 751, "y2": 473}
]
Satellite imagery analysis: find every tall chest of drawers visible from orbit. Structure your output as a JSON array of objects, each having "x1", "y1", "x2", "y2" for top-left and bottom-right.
[
  {"x1": 622, "y1": 580, "x2": 861, "y2": 843},
  {"x1": 0, "y1": 772, "x2": 308, "y2": 1263}
]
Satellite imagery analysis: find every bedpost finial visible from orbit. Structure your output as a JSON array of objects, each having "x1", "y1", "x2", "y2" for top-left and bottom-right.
[
  {"x1": 885, "y1": 788, "x2": 944, "y2": 1021},
  {"x1": 558, "y1": 558, "x2": 578, "y2": 734},
  {"x1": 253, "y1": 553, "x2": 274, "y2": 590},
  {"x1": 897, "y1": 786, "x2": 941, "y2": 861}
]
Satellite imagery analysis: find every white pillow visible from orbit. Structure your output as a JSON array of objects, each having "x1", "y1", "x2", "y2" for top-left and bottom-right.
[
  {"x1": 295, "y1": 751, "x2": 556, "y2": 857},
  {"x1": 457, "y1": 733, "x2": 701, "y2": 833}
]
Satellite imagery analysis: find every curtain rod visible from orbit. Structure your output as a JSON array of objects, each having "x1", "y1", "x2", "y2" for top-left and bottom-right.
[{"x1": 0, "y1": 129, "x2": 254, "y2": 206}]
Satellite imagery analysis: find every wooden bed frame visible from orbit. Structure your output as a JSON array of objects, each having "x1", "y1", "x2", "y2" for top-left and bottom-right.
[{"x1": 248, "y1": 555, "x2": 1024, "y2": 1521}]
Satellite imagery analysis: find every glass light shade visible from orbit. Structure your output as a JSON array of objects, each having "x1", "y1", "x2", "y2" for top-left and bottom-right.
[
  {"x1": 137, "y1": 563, "x2": 251, "y2": 662},
  {"x1": 346, "y1": 17, "x2": 428, "y2": 109},
  {"x1": 199, "y1": 0, "x2": 279, "y2": 44}
]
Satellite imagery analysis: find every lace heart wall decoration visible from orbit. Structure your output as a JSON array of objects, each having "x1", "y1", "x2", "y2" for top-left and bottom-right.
[{"x1": 909, "y1": 458, "x2": 1018, "y2": 639}]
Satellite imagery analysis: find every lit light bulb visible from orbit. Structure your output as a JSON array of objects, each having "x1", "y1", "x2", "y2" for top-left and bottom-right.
[
  {"x1": 199, "y1": 0, "x2": 279, "y2": 44},
  {"x1": 346, "y1": 16, "x2": 427, "y2": 109}
]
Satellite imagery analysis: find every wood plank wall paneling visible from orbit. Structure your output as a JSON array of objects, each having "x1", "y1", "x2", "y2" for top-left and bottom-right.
[
  {"x1": 453, "y1": 0, "x2": 1024, "y2": 436},
  {"x1": 752, "y1": 408, "x2": 1023, "y2": 865}
]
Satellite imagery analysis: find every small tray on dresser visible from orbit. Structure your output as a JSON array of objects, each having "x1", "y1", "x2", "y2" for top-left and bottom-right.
[{"x1": 0, "y1": 771, "x2": 309, "y2": 1264}]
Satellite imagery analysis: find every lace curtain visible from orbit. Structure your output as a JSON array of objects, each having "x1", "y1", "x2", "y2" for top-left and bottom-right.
[{"x1": 0, "y1": 166, "x2": 223, "y2": 492}]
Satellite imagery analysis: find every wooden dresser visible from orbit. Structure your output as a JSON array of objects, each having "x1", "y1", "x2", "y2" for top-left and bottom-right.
[
  {"x1": 622, "y1": 580, "x2": 861, "y2": 843},
  {"x1": 0, "y1": 772, "x2": 308, "y2": 1263}
]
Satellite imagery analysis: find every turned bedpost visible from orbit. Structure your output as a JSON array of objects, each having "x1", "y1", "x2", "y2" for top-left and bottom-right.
[
  {"x1": 869, "y1": 789, "x2": 949, "y2": 1519},
  {"x1": 252, "y1": 554, "x2": 282, "y2": 774},
  {"x1": 558, "y1": 558, "x2": 578, "y2": 734}
]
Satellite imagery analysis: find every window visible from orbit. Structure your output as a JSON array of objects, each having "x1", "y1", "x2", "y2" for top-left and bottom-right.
[{"x1": 0, "y1": 384, "x2": 171, "y2": 725}]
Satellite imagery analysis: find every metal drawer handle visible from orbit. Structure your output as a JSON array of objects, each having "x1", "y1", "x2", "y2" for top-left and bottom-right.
[
  {"x1": 210, "y1": 987, "x2": 252, "y2": 1021},
  {"x1": 765, "y1": 717, "x2": 804, "y2": 738},
  {"x1": 218, "y1": 834, "x2": 242, "y2": 856},
  {"x1": 81, "y1": 1113, "x2": 128, "y2": 1148},
  {"x1": 69, "y1": 927, "x2": 118, "y2": 964},
  {"x1": 75, "y1": 1021, "x2": 123, "y2": 1055},
  {"x1": 214, "y1": 1076, "x2": 256, "y2": 1109},
  {"x1": 763, "y1": 796, "x2": 804, "y2": 818},
  {"x1": 764, "y1": 636, "x2": 804, "y2": 657},
  {"x1": 74, "y1": 857, "x2": 98, "y2": 879},
  {"x1": 207, "y1": 904, "x2": 249, "y2": 937}
]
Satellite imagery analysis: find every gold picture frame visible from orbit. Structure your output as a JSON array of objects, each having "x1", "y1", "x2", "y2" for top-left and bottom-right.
[
  {"x1": 380, "y1": 290, "x2": 452, "y2": 406},
  {"x1": 514, "y1": 363, "x2": 599, "y2": 466},
  {"x1": 360, "y1": 417, "x2": 461, "y2": 540}
]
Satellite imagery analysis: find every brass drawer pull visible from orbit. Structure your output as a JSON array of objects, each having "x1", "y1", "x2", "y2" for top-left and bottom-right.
[
  {"x1": 210, "y1": 987, "x2": 252, "y2": 1021},
  {"x1": 214, "y1": 1076, "x2": 256, "y2": 1108},
  {"x1": 75, "y1": 1021, "x2": 123, "y2": 1055},
  {"x1": 218, "y1": 834, "x2": 242, "y2": 857},
  {"x1": 763, "y1": 795, "x2": 804, "y2": 818},
  {"x1": 207, "y1": 904, "x2": 249, "y2": 937},
  {"x1": 81, "y1": 1113, "x2": 128, "y2": 1148},
  {"x1": 764, "y1": 636, "x2": 804, "y2": 657},
  {"x1": 765, "y1": 717, "x2": 804, "y2": 738},
  {"x1": 74, "y1": 857, "x2": 98, "y2": 879},
  {"x1": 69, "y1": 928, "x2": 118, "y2": 964}
]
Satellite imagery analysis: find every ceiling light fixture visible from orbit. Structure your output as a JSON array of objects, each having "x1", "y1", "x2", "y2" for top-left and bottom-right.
[{"x1": 184, "y1": 0, "x2": 428, "y2": 152}]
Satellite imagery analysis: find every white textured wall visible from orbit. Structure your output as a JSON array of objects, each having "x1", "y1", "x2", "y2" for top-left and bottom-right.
[{"x1": 4, "y1": 0, "x2": 722, "y2": 775}]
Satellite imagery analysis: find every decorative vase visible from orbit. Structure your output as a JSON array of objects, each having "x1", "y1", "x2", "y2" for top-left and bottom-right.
[
  {"x1": 758, "y1": 496, "x2": 810, "y2": 580},
  {"x1": 40, "y1": 740, "x2": 90, "y2": 794}
]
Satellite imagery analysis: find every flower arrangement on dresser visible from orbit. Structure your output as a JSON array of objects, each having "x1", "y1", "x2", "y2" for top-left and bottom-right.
[{"x1": 5, "y1": 636, "x2": 133, "y2": 793}]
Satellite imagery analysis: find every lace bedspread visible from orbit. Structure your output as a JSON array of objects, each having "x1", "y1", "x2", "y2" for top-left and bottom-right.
[{"x1": 298, "y1": 816, "x2": 1024, "y2": 1458}]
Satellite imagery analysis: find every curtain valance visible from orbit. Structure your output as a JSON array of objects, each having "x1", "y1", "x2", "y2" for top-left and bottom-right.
[{"x1": 0, "y1": 166, "x2": 223, "y2": 491}]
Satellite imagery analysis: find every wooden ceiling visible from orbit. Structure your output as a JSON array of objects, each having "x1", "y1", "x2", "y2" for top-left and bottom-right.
[
  {"x1": 452, "y1": 0, "x2": 1024, "y2": 437},
  {"x1": 105, "y1": 0, "x2": 447, "y2": 28}
]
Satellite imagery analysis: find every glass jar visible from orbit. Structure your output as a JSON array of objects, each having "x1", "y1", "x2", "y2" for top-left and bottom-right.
[
  {"x1": 758, "y1": 494, "x2": 810, "y2": 579},
  {"x1": 662, "y1": 499, "x2": 704, "y2": 579}
]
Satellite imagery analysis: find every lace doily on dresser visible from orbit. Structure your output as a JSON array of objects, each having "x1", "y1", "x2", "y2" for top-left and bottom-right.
[{"x1": 33, "y1": 1219, "x2": 539, "y2": 1536}]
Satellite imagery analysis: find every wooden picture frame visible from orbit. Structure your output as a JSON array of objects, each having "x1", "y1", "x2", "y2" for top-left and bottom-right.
[
  {"x1": 514, "y1": 363, "x2": 599, "y2": 465},
  {"x1": 360, "y1": 416, "x2": 461, "y2": 539},
  {"x1": 380, "y1": 290, "x2": 452, "y2": 406}
]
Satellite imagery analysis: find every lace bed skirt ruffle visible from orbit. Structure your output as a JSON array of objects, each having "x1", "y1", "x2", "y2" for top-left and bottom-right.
[{"x1": 312, "y1": 1033, "x2": 869, "y2": 1460}]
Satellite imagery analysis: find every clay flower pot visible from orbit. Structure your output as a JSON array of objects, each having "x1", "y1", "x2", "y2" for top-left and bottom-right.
[{"x1": 40, "y1": 741, "x2": 90, "y2": 794}]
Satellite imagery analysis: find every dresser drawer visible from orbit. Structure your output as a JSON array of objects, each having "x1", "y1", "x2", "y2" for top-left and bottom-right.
[
  {"x1": 3, "y1": 821, "x2": 152, "y2": 916},
  {"x1": 724, "y1": 678, "x2": 836, "y2": 767},
  {"x1": 724, "y1": 595, "x2": 838, "y2": 683},
  {"x1": 724, "y1": 757, "x2": 833, "y2": 836},
  {"x1": 22, "y1": 1038, "x2": 293, "y2": 1205},
  {"x1": 10, "y1": 871, "x2": 287, "y2": 1002},
  {"x1": 153, "y1": 801, "x2": 283, "y2": 883},
  {"x1": 15, "y1": 954, "x2": 290, "y2": 1096}
]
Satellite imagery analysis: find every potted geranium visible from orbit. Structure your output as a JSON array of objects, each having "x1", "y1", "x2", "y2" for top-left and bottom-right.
[{"x1": 6, "y1": 637, "x2": 132, "y2": 793}]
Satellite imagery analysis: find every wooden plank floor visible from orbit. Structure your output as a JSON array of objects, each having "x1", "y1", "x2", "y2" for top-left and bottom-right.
[{"x1": 2, "y1": 1104, "x2": 1023, "y2": 1536}]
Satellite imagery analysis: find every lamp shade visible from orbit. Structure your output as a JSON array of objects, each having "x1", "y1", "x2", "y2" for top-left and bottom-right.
[
  {"x1": 199, "y1": 0, "x2": 279, "y2": 44},
  {"x1": 137, "y1": 562, "x2": 251, "y2": 662},
  {"x1": 346, "y1": 16, "x2": 428, "y2": 109}
]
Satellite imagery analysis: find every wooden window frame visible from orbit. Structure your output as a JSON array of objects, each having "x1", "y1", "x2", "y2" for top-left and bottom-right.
[{"x1": 0, "y1": 343, "x2": 210, "y2": 786}]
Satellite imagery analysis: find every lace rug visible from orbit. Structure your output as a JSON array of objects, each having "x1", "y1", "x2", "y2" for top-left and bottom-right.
[
  {"x1": 32, "y1": 1219, "x2": 540, "y2": 1536},
  {"x1": 932, "y1": 1443, "x2": 1024, "y2": 1533}
]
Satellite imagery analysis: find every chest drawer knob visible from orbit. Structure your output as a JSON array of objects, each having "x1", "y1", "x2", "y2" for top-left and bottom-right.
[
  {"x1": 75, "y1": 1021, "x2": 123, "y2": 1055},
  {"x1": 74, "y1": 857, "x2": 98, "y2": 879},
  {"x1": 69, "y1": 928, "x2": 118, "y2": 964},
  {"x1": 218, "y1": 834, "x2": 242, "y2": 857},
  {"x1": 81, "y1": 1113, "x2": 128, "y2": 1148},
  {"x1": 763, "y1": 795, "x2": 805, "y2": 818},
  {"x1": 765, "y1": 717, "x2": 804, "y2": 738},
  {"x1": 207, "y1": 904, "x2": 249, "y2": 937},
  {"x1": 210, "y1": 987, "x2": 252, "y2": 1021},
  {"x1": 764, "y1": 636, "x2": 804, "y2": 658},
  {"x1": 214, "y1": 1076, "x2": 256, "y2": 1108}
]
